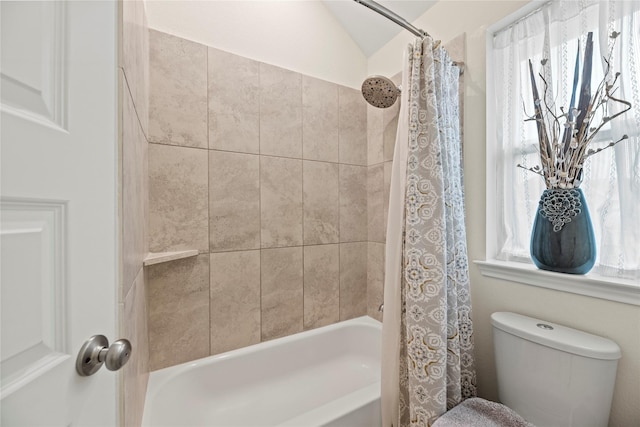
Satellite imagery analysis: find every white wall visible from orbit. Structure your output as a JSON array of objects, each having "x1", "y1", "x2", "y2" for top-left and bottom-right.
[
  {"x1": 370, "y1": 2, "x2": 640, "y2": 426},
  {"x1": 144, "y1": 0, "x2": 367, "y2": 88}
]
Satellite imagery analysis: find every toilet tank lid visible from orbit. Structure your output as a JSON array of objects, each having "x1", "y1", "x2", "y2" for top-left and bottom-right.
[{"x1": 491, "y1": 312, "x2": 621, "y2": 360}]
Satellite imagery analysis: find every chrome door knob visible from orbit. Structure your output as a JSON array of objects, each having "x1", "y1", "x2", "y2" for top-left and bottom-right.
[
  {"x1": 76, "y1": 335, "x2": 132, "y2": 376},
  {"x1": 104, "y1": 339, "x2": 132, "y2": 371}
]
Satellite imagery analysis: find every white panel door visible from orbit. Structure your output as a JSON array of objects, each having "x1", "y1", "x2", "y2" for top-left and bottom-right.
[{"x1": 1, "y1": 1, "x2": 119, "y2": 425}]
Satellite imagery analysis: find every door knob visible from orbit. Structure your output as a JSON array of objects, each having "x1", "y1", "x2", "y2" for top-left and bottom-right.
[{"x1": 76, "y1": 335, "x2": 132, "y2": 376}]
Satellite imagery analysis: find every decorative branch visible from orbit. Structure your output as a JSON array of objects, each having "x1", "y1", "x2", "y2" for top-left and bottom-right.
[
  {"x1": 517, "y1": 164, "x2": 545, "y2": 177},
  {"x1": 574, "y1": 32, "x2": 594, "y2": 141},
  {"x1": 585, "y1": 135, "x2": 629, "y2": 158},
  {"x1": 523, "y1": 31, "x2": 632, "y2": 189}
]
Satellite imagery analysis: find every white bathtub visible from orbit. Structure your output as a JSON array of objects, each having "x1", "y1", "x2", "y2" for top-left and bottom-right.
[{"x1": 141, "y1": 316, "x2": 382, "y2": 427}]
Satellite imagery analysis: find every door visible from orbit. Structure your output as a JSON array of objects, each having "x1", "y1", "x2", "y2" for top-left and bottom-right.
[{"x1": 1, "y1": 1, "x2": 119, "y2": 425}]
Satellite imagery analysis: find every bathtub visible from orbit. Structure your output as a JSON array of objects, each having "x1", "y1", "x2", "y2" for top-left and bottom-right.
[{"x1": 141, "y1": 316, "x2": 382, "y2": 427}]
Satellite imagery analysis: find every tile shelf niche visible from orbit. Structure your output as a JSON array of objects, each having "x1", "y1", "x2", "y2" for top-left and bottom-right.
[{"x1": 143, "y1": 249, "x2": 199, "y2": 266}]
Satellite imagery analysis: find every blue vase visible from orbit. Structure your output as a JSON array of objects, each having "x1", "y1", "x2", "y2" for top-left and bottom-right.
[{"x1": 530, "y1": 188, "x2": 596, "y2": 274}]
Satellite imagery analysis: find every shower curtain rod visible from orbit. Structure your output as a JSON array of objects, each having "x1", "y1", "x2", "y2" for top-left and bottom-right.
[
  {"x1": 352, "y1": 0, "x2": 430, "y2": 38},
  {"x1": 352, "y1": 0, "x2": 465, "y2": 73}
]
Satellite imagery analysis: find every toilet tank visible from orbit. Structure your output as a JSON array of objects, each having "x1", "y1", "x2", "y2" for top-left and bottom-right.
[{"x1": 491, "y1": 312, "x2": 621, "y2": 427}]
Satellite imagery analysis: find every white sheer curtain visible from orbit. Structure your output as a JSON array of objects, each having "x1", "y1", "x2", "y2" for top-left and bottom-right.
[{"x1": 492, "y1": 0, "x2": 640, "y2": 279}]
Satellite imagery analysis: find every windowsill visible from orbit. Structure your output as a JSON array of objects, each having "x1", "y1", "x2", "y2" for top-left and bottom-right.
[{"x1": 474, "y1": 259, "x2": 640, "y2": 306}]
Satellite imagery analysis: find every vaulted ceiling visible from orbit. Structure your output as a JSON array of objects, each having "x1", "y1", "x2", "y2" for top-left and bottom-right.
[{"x1": 322, "y1": 0, "x2": 437, "y2": 56}]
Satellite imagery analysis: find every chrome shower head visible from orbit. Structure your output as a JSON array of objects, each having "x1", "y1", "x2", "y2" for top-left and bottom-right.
[{"x1": 361, "y1": 75, "x2": 400, "y2": 108}]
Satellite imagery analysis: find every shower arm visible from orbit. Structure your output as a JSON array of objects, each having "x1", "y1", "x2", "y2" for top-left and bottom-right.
[{"x1": 352, "y1": 0, "x2": 430, "y2": 39}]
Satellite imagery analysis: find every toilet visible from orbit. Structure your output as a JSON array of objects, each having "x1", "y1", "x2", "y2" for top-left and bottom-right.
[
  {"x1": 433, "y1": 312, "x2": 621, "y2": 427},
  {"x1": 491, "y1": 312, "x2": 621, "y2": 427}
]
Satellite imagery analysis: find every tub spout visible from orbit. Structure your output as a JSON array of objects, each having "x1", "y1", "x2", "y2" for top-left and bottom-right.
[{"x1": 378, "y1": 303, "x2": 384, "y2": 312}]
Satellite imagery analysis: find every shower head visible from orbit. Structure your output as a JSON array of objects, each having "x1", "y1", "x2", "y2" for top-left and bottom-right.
[{"x1": 361, "y1": 75, "x2": 400, "y2": 108}]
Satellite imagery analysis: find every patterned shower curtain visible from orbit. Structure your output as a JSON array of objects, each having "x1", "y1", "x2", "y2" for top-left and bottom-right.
[{"x1": 381, "y1": 37, "x2": 476, "y2": 427}]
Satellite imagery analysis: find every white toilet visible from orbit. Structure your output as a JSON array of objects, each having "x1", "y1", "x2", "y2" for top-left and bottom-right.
[{"x1": 491, "y1": 312, "x2": 621, "y2": 427}]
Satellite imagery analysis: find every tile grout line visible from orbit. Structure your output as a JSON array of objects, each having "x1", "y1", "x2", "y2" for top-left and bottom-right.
[
  {"x1": 208, "y1": 241, "x2": 360, "y2": 253},
  {"x1": 206, "y1": 46, "x2": 212, "y2": 356},
  {"x1": 337, "y1": 86, "x2": 342, "y2": 321},
  {"x1": 301, "y1": 76, "x2": 306, "y2": 330},
  {"x1": 146, "y1": 142, "x2": 371, "y2": 168},
  {"x1": 297, "y1": 73, "x2": 302, "y2": 330},
  {"x1": 120, "y1": 67, "x2": 148, "y2": 145},
  {"x1": 258, "y1": 62, "x2": 264, "y2": 344}
]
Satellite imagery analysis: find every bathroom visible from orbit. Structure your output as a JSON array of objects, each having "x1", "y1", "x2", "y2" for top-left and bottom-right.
[{"x1": 1, "y1": 0, "x2": 638, "y2": 426}]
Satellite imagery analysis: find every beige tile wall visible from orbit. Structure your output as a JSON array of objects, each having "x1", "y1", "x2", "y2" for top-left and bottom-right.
[
  {"x1": 366, "y1": 100, "x2": 387, "y2": 320},
  {"x1": 147, "y1": 30, "x2": 370, "y2": 371},
  {"x1": 209, "y1": 250, "x2": 261, "y2": 354},
  {"x1": 149, "y1": 30, "x2": 207, "y2": 148},
  {"x1": 209, "y1": 151, "x2": 260, "y2": 252},
  {"x1": 260, "y1": 156, "x2": 303, "y2": 248},
  {"x1": 148, "y1": 143, "x2": 209, "y2": 253},
  {"x1": 119, "y1": 0, "x2": 150, "y2": 425},
  {"x1": 260, "y1": 64, "x2": 303, "y2": 158},
  {"x1": 339, "y1": 87, "x2": 368, "y2": 165},
  {"x1": 261, "y1": 247, "x2": 304, "y2": 340},
  {"x1": 303, "y1": 77, "x2": 339, "y2": 162},
  {"x1": 366, "y1": 100, "x2": 394, "y2": 323},
  {"x1": 303, "y1": 245, "x2": 340, "y2": 329},
  {"x1": 303, "y1": 161, "x2": 339, "y2": 245},
  {"x1": 367, "y1": 242, "x2": 385, "y2": 321},
  {"x1": 208, "y1": 49, "x2": 260, "y2": 154},
  {"x1": 121, "y1": 268, "x2": 148, "y2": 427},
  {"x1": 339, "y1": 242, "x2": 368, "y2": 320},
  {"x1": 147, "y1": 255, "x2": 210, "y2": 369}
]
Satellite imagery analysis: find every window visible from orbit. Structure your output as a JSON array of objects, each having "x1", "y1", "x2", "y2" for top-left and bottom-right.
[{"x1": 487, "y1": 0, "x2": 640, "y2": 283}]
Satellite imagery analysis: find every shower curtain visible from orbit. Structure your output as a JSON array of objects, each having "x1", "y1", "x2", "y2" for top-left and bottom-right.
[{"x1": 381, "y1": 37, "x2": 476, "y2": 427}]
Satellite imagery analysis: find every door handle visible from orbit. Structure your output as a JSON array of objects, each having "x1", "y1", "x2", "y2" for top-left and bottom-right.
[{"x1": 76, "y1": 335, "x2": 132, "y2": 376}]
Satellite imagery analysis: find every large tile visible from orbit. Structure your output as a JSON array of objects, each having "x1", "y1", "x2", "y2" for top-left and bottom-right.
[
  {"x1": 367, "y1": 242, "x2": 384, "y2": 322},
  {"x1": 382, "y1": 103, "x2": 399, "y2": 162},
  {"x1": 122, "y1": 73, "x2": 148, "y2": 297},
  {"x1": 149, "y1": 30, "x2": 207, "y2": 148},
  {"x1": 340, "y1": 242, "x2": 368, "y2": 320},
  {"x1": 122, "y1": 269, "x2": 149, "y2": 427},
  {"x1": 303, "y1": 161, "x2": 339, "y2": 245},
  {"x1": 304, "y1": 245, "x2": 339, "y2": 330},
  {"x1": 383, "y1": 161, "x2": 392, "y2": 240},
  {"x1": 261, "y1": 247, "x2": 303, "y2": 341},
  {"x1": 149, "y1": 143, "x2": 208, "y2": 253},
  {"x1": 367, "y1": 104, "x2": 384, "y2": 166},
  {"x1": 302, "y1": 76, "x2": 338, "y2": 162},
  {"x1": 147, "y1": 255, "x2": 210, "y2": 370},
  {"x1": 260, "y1": 63, "x2": 302, "y2": 158},
  {"x1": 261, "y1": 156, "x2": 303, "y2": 248},
  {"x1": 339, "y1": 86, "x2": 367, "y2": 165},
  {"x1": 210, "y1": 151, "x2": 260, "y2": 252},
  {"x1": 210, "y1": 251, "x2": 261, "y2": 354},
  {"x1": 209, "y1": 48, "x2": 260, "y2": 153},
  {"x1": 339, "y1": 164, "x2": 367, "y2": 242},
  {"x1": 121, "y1": 0, "x2": 149, "y2": 138},
  {"x1": 368, "y1": 164, "x2": 384, "y2": 243},
  {"x1": 382, "y1": 73, "x2": 401, "y2": 162}
]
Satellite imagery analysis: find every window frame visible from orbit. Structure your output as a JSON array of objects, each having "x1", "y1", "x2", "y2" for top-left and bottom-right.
[{"x1": 481, "y1": 0, "x2": 640, "y2": 306}]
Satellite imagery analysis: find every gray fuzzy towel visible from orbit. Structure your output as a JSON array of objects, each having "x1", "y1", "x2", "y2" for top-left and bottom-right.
[{"x1": 432, "y1": 398, "x2": 536, "y2": 427}]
